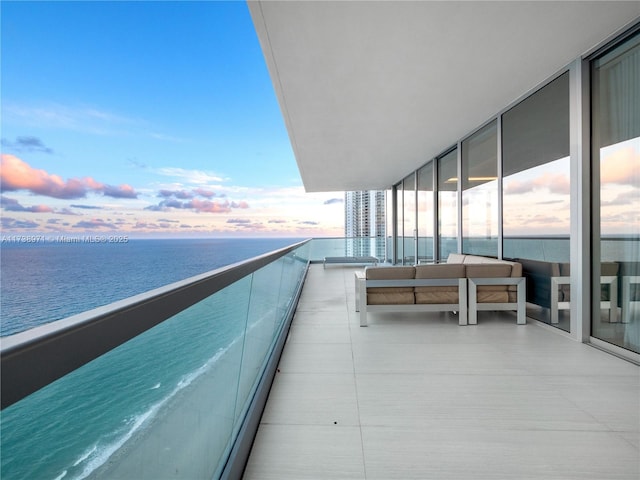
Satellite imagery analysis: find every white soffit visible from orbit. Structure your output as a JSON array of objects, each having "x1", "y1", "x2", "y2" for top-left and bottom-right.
[{"x1": 249, "y1": 1, "x2": 640, "y2": 192}]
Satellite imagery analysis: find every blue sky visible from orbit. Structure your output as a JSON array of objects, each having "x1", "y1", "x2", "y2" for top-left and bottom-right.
[{"x1": 1, "y1": 1, "x2": 344, "y2": 237}]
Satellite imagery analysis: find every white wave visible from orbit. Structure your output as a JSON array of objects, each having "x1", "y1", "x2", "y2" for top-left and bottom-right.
[
  {"x1": 67, "y1": 321, "x2": 283, "y2": 480},
  {"x1": 69, "y1": 337, "x2": 241, "y2": 480},
  {"x1": 75, "y1": 408, "x2": 156, "y2": 480},
  {"x1": 150, "y1": 383, "x2": 161, "y2": 390},
  {"x1": 53, "y1": 470, "x2": 67, "y2": 480},
  {"x1": 72, "y1": 445, "x2": 97, "y2": 467}
]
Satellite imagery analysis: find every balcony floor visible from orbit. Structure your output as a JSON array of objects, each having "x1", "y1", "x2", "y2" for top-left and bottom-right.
[{"x1": 243, "y1": 264, "x2": 640, "y2": 479}]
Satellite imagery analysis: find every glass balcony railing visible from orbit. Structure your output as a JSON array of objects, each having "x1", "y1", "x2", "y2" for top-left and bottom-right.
[
  {"x1": 0, "y1": 240, "x2": 311, "y2": 480},
  {"x1": 308, "y1": 236, "x2": 388, "y2": 262}
]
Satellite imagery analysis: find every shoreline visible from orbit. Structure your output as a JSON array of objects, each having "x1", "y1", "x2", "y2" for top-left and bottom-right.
[{"x1": 89, "y1": 339, "x2": 246, "y2": 480}]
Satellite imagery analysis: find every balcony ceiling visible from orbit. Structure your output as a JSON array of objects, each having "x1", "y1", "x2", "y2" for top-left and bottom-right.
[{"x1": 249, "y1": 1, "x2": 640, "y2": 192}]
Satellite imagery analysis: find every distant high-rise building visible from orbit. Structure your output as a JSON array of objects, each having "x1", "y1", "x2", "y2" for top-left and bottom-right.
[{"x1": 344, "y1": 191, "x2": 386, "y2": 259}]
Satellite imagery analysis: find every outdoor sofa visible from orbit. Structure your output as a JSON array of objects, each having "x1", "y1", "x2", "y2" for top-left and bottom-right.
[{"x1": 356, "y1": 254, "x2": 525, "y2": 327}]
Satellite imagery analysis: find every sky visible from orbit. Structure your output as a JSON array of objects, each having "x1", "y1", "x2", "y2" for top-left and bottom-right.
[{"x1": 0, "y1": 1, "x2": 345, "y2": 238}]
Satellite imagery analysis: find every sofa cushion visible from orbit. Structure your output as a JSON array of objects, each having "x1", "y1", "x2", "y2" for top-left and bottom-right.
[
  {"x1": 466, "y1": 264, "x2": 512, "y2": 303},
  {"x1": 414, "y1": 264, "x2": 465, "y2": 304},
  {"x1": 517, "y1": 258, "x2": 560, "y2": 308},
  {"x1": 415, "y1": 291, "x2": 461, "y2": 304},
  {"x1": 462, "y1": 255, "x2": 500, "y2": 264},
  {"x1": 366, "y1": 266, "x2": 415, "y2": 304},
  {"x1": 415, "y1": 263, "x2": 466, "y2": 279},
  {"x1": 503, "y1": 260, "x2": 522, "y2": 278},
  {"x1": 368, "y1": 292, "x2": 416, "y2": 305},
  {"x1": 499, "y1": 261, "x2": 522, "y2": 302},
  {"x1": 466, "y1": 263, "x2": 512, "y2": 279},
  {"x1": 446, "y1": 253, "x2": 467, "y2": 264}
]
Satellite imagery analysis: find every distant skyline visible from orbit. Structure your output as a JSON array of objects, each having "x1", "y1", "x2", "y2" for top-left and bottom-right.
[{"x1": 0, "y1": 1, "x2": 345, "y2": 238}]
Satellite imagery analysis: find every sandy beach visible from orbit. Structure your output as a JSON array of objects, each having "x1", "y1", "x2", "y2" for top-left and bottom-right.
[{"x1": 90, "y1": 338, "x2": 251, "y2": 480}]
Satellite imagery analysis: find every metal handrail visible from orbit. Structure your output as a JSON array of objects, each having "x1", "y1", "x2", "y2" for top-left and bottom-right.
[{"x1": 0, "y1": 239, "x2": 310, "y2": 409}]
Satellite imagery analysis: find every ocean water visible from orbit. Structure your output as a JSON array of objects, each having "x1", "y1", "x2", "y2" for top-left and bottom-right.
[
  {"x1": 0, "y1": 237, "x2": 301, "y2": 336},
  {"x1": 0, "y1": 238, "x2": 303, "y2": 480}
]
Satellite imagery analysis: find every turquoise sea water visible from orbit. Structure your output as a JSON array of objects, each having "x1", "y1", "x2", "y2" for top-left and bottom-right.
[{"x1": 0, "y1": 238, "x2": 302, "y2": 480}]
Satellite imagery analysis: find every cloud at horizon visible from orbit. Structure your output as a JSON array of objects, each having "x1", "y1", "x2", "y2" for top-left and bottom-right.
[
  {"x1": 0, "y1": 2, "x2": 346, "y2": 238},
  {"x1": 1, "y1": 196, "x2": 54, "y2": 213},
  {"x1": 0, "y1": 153, "x2": 344, "y2": 236},
  {"x1": 0, "y1": 154, "x2": 138, "y2": 200}
]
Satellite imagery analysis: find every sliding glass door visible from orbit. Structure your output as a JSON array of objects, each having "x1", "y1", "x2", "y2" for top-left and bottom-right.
[{"x1": 592, "y1": 32, "x2": 640, "y2": 353}]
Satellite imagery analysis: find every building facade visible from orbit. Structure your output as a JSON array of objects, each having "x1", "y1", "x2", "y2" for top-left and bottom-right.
[
  {"x1": 392, "y1": 27, "x2": 639, "y2": 360},
  {"x1": 250, "y1": 2, "x2": 639, "y2": 361},
  {"x1": 345, "y1": 190, "x2": 386, "y2": 259}
]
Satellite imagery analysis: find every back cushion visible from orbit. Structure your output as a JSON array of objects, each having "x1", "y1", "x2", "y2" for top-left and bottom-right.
[
  {"x1": 414, "y1": 264, "x2": 465, "y2": 304},
  {"x1": 462, "y1": 255, "x2": 494, "y2": 264},
  {"x1": 446, "y1": 253, "x2": 466, "y2": 264},
  {"x1": 366, "y1": 267, "x2": 415, "y2": 304},
  {"x1": 466, "y1": 264, "x2": 512, "y2": 300},
  {"x1": 415, "y1": 263, "x2": 466, "y2": 280},
  {"x1": 366, "y1": 266, "x2": 415, "y2": 281},
  {"x1": 507, "y1": 261, "x2": 522, "y2": 277},
  {"x1": 466, "y1": 264, "x2": 512, "y2": 278}
]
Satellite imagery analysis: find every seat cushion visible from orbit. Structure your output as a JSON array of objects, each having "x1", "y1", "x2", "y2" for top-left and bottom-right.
[
  {"x1": 368, "y1": 292, "x2": 416, "y2": 305},
  {"x1": 414, "y1": 264, "x2": 465, "y2": 304}
]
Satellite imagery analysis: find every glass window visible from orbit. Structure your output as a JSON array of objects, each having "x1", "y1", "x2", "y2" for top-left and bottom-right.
[
  {"x1": 372, "y1": 191, "x2": 386, "y2": 261},
  {"x1": 502, "y1": 72, "x2": 570, "y2": 330},
  {"x1": 462, "y1": 120, "x2": 498, "y2": 257},
  {"x1": 403, "y1": 173, "x2": 416, "y2": 264},
  {"x1": 417, "y1": 162, "x2": 434, "y2": 263},
  {"x1": 592, "y1": 32, "x2": 640, "y2": 354},
  {"x1": 386, "y1": 189, "x2": 395, "y2": 262},
  {"x1": 395, "y1": 183, "x2": 403, "y2": 263},
  {"x1": 437, "y1": 148, "x2": 458, "y2": 261}
]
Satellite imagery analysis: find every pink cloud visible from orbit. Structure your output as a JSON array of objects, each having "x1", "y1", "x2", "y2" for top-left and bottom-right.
[
  {"x1": 147, "y1": 196, "x2": 250, "y2": 214},
  {"x1": 601, "y1": 146, "x2": 640, "y2": 186},
  {"x1": 159, "y1": 189, "x2": 193, "y2": 199},
  {"x1": 504, "y1": 172, "x2": 570, "y2": 195},
  {"x1": 193, "y1": 188, "x2": 216, "y2": 198},
  {"x1": 0, "y1": 154, "x2": 137, "y2": 199},
  {"x1": 102, "y1": 183, "x2": 137, "y2": 199},
  {"x1": 1, "y1": 196, "x2": 53, "y2": 213},
  {"x1": 187, "y1": 199, "x2": 232, "y2": 213}
]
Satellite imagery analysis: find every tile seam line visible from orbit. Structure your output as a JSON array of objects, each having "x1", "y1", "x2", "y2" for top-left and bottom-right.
[{"x1": 345, "y1": 268, "x2": 368, "y2": 480}]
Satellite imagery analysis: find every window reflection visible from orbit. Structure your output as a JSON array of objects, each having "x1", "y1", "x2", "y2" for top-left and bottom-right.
[
  {"x1": 503, "y1": 157, "x2": 571, "y2": 239},
  {"x1": 462, "y1": 120, "x2": 498, "y2": 257},
  {"x1": 403, "y1": 174, "x2": 416, "y2": 264},
  {"x1": 438, "y1": 149, "x2": 458, "y2": 261},
  {"x1": 417, "y1": 162, "x2": 434, "y2": 263},
  {"x1": 395, "y1": 184, "x2": 403, "y2": 263},
  {"x1": 592, "y1": 32, "x2": 640, "y2": 354},
  {"x1": 502, "y1": 72, "x2": 571, "y2": 331}
]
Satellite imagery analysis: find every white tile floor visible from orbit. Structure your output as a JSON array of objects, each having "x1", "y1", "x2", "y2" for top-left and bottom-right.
[{"x1": 243, "y1": 264, "x2": 640, "y2": 479}]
